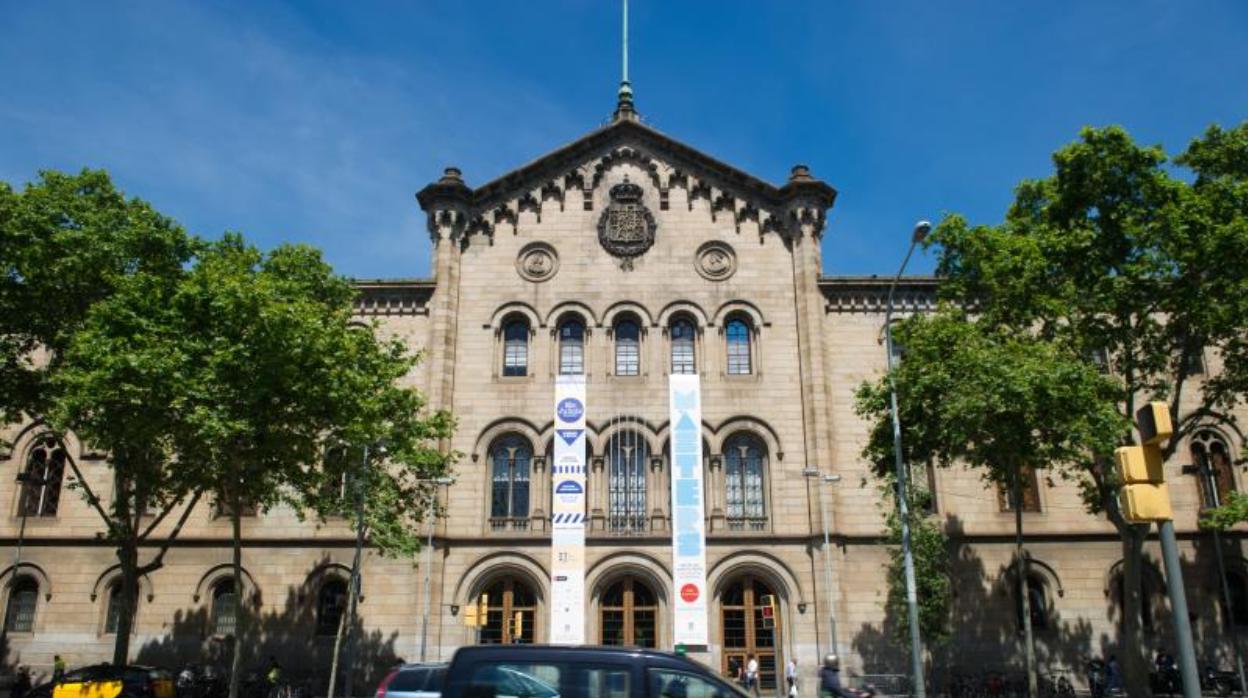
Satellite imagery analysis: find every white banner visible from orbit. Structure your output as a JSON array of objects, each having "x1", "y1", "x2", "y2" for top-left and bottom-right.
[
  {"x1": 669, "y1": 374, "x2": 708, "y2": 645},
  {"x1": 550, "y1": 375, "x2": 586, "y2": 645}
]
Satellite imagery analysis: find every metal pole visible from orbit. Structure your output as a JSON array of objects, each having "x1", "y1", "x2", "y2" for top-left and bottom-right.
[
  {"x1": 885, "y1": 226, "x2": 927, "y2": 698},
  {"x1": 1157, "y1": 520, "x2": 1200, "y2": 698},
  {"x1": 1, "y1": 483, "x2": 31, "y2": 651},
  {"x1": 818, "y1": 476, "x2": 839, "y2": 655},
  {"x1": 1201, "y1": 453, "x2": 1248, "y2": 693},
  {"x1": 342, "y1": 446, "x2": 368, "y2": 698},
  {"x1": 420, "y1": 488, "x2": 435, "y2": 662}
]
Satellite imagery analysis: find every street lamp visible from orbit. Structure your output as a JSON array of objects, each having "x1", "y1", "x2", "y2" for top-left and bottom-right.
[
  {"x1": 802, "y1": 468, "x2": 842, "y2": 657},
  {"x1": 884, "y1": 220, "x2": 930, "y2": 698},
  {"x1": 419, "y1": 476, "x2": 455, "y2": 662},
  {"x1": 1, "y1": 471, "x2": 48, "y2": 648}
]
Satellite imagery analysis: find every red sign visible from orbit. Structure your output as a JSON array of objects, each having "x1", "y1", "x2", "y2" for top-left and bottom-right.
[{"x1": 680, "y1": 583, "x2": 700, "y2": 603}]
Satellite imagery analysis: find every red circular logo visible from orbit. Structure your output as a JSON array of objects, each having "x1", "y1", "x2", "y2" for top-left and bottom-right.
[{"x1": 680, "y1": 584, "x2": 700, "y2": 603}]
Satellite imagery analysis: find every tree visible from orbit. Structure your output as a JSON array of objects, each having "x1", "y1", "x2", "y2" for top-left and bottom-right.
[
  {"x1": 162, "y1": 235, "x2": 453, "y2": 698},
  {"x1": 872, "y1": 123, "x2": 1248, "y2": 696},
  {"x1": 880, "y1": 483, "x2": 952, "y2": 651},
  {"x1": 1, "y1": 169, "x2": 197, "y2": 664},
  {"x1": 857, "y1": 313, "x2": 1125, "y2": 695}
]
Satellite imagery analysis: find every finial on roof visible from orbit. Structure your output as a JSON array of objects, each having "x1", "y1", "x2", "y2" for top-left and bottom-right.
[{"x1": 613, "y1": 0, "x2": 639, "y2": 122}]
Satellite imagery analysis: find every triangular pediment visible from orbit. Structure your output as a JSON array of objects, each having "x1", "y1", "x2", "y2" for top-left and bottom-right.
[{"x1": 416, "y1": 117, "x2": 835, "y2": 239}]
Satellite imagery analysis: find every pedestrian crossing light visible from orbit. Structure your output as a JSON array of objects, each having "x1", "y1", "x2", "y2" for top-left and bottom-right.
[
  {"x1": 760, "y1": 594, "x2": 777, "y2": 629},
  {"x1": 1114, "y1": 402, "x2": 1175, "y2": 522},
  {"x1": 463, "y1": 593, "x2": 489, "y2": 628}
]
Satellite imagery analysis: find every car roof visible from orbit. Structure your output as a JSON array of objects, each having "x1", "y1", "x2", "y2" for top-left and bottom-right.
[
  {"x1": 397, "y1": 664, "x2": 448, "y2": 671},
  {"x1": 451, "y1": 645, "x2": 700, "y2": 668}
]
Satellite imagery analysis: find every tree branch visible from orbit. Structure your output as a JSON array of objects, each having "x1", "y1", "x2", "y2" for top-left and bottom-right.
[
  {"x1": 136, "y1": 490, "x2": 203, "y2": 575},
  {"x1": 57, "y1": 437, "x2": 115, "y2": 528}
]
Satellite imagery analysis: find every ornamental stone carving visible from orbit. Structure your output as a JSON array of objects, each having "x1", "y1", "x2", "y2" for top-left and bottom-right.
[
  {"x1": 597, "y1": 176, "x2": 656, "y2": 270},
  {"x1": 695, "y1": 241, "x2": 737, "y2": 282},
  {"x1": 516, "y1": 242, "x2": 559, "y2": 282}
]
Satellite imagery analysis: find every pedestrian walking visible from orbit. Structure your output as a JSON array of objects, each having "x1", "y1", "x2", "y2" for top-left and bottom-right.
[
  {"x1": 745, "y1": 654, "x2": 760, "y2": 697},
  {"x1": 52, "y1": 656, "x2": 65, "y2": 682},
  {"x1": 785, "y1": 658, "x2": 798, "y2": 697}
]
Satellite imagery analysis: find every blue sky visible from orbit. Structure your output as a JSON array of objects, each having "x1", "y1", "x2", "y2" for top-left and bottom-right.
[{"x1": 2, "y1": 1, "x2": 1246, "y2": 279}]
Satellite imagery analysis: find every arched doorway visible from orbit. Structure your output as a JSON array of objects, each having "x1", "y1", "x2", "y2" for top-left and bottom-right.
[
  {"x1": 600, "y1": 576, "x2": 658, "y2": 647},
  {"x1": 479, "y1": 576, "x2": 537, "y2": 644},
  {"x1": 720, "y1": 574, "x2": 781, "y2": 690}
]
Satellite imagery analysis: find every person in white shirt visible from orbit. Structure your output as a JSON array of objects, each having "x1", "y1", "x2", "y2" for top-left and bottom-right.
[
  {"x1": 746, "y1": 654, "x2": 760, "y2": 696},
  {"x1": 785, "y1": 658, "x2": 798, "y2": 696}
]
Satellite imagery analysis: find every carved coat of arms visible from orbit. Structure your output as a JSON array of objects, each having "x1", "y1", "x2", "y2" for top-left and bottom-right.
[{"x1": 598, "y1": 176, "x2": 656, "y2": 269}]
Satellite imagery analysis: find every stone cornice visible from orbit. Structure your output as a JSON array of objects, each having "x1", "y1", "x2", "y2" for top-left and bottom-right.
[
  {"x1": 352, "y1": 278, "x2": 435, "y2": 317},
  {"x1": 819, "y1": 275, "x2": 939, "y2": 314}
]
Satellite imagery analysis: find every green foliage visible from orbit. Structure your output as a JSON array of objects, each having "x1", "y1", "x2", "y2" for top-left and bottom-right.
[
  {"x1": 1202, "y1": 491, "x2": 1248, "y2": 531},
  {"x1": 883, "y1": 486, "x2": 952, "y2": 648},
  {"x1": 0, "y1": 169, "x2": 195, "y2": 424}
]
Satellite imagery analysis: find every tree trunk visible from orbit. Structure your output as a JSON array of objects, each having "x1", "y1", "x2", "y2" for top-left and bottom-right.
[
  {"x1": 1014, "y1": 477, "x2": 1037, "y2": 698},
  {"x1": 228, "y1": 498, "x2": 244, "y2": 698},
  {"x1": 1120, "y1": 526, "x2": 1150, "y2": 698},
  {"x1": 111, "y1": 540, "x2": 141, "y2": 665}
]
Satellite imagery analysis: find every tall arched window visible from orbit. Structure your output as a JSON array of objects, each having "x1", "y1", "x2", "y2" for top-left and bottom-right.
[
  {"x1": 670, "y1": 319, "x2": 696, "y2": 374},
  {"x1": 20, "y1": 435, "x2": 65, "y2": 517},
  {"x1": 479, "y1": 577, "x2": 536, "y2": 644},
  {"x1": 1192, "y1": 431, "x2": 1236, "y2": 509},
  {"x1": 1014, "y1": 575, "x2": 1049, "y2": 631},
  {"x1": 600, "y1": 577, "x2": 657, "y2": 647},
  {"x1": 607, "y1": 431, "x2": 648, "y2": 533},
  {"x1": 502, "y1": 319, "x2": 530, "y2": 377},
  {"x1": 725, "y1": 318, "x2": 752, "y2": 375},
  {"x1": 316, "y1": 578, "x2": 349, "y2": 636},
  {"x1": 104, "y1": 582, "x2": 125, "y2": 634},
  {"x1": 211, "y1": 579, "x2": 237, "y2": 637},
  {"x1": 614, "y1": 319, "x2": 641, "y2": 376},
  {"x1": 490, "y1": 436, "x2": 531, "y2": 529},
  {"x1": 559, "y1": 319, "x2": 585, "y2": 375},
  {"x1": 4, "y1": 576, "x2": 39, "y2": 633},
  {"x1": 724, "y1": 434, "x2": 766, "y2": 529}
]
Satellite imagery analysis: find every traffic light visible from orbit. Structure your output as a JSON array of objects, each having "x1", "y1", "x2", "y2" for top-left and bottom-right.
[
  {"x1": 462, "y1": 593, "x2": 489, "y2": 628},
  {"x1": 510, "y1": 611, "x2": 524, "y2": 642},
  {"x1": 462, "y1": 602, "x2": 479, "y2": 628},
  {"x1": 1115, "y1": 402, "x2": 1174, "y2": 522},
  {"x1": 759, "y1": 594, "x2": 777, "y2": 629}
]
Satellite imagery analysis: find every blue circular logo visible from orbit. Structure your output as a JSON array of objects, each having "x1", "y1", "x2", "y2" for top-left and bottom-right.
[
  {"x1": 557, "y1": 398, "x2": 584, "y2": 423},
  {"x1": 555, "y1": 480, "x2": 583, "y2": 495}
]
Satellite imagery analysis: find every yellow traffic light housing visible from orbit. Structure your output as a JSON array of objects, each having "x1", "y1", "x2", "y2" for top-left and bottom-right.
[
  {"x1": 1114, "y1": 445, "x2": 1164, "y2": 483},
  {"x1": 511, "y1": 610, "x2": 523, "y2": 641},
  {"x1": 1121, "y1": 482, "x2": 1174, "y2": 521},
  {"x1": 1136, "y1": 402, "x2": 1173, "y2": 447},
  {"x1": 1114, "y1": 442, "x2": 1173, "y2": 522}
]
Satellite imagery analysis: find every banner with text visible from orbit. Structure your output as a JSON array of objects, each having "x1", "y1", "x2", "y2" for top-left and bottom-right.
[
  {"x1": 669, "y1": 374, "x2": 709, "y2": 645},
  {"x1": 550, "y1": 375, "x2": 587, "y2": 645}
]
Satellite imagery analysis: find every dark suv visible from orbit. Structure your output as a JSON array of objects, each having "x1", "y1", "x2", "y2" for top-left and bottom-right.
[{"x1": 439, "y1": 646, "x2": 748, "y2": 698}]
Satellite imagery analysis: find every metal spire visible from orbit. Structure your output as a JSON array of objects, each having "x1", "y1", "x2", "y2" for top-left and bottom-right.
[{"x1": 614, "y1": 0, "x2": 636, "y2": 121}]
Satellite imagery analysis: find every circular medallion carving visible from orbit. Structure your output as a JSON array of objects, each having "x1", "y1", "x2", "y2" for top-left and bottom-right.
[
  {"x1": 597, "y1": 176, "x2": 656, "y2": 270},
  {"x1": 516, "y1": 242, "x2": 558, "y2": 282},
  {"x1": 695, "y1": 241, "x2": 737, "y2": 281}
]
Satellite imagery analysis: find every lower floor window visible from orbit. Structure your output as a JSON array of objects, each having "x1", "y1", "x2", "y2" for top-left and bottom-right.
[
  {"x1": 599, "y1": 577, "x2": 657, "y2": 647},
  {"x1": 480, "y1": 577, "x2": 536, "y2": 645}
]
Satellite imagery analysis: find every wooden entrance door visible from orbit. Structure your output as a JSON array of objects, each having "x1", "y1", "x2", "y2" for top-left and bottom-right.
[{"x1": 720, "y1": 575, "x2": 781, "y2": 690}]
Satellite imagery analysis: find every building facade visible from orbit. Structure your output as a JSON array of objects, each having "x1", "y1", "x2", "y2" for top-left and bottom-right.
[{"x1": 3, "y1": 97, "x2": 1246, "y2": 690}]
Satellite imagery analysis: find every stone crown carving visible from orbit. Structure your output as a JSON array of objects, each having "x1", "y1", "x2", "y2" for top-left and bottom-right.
[{"x1": 597, "y1": 176, "x2": 657, "y2": 269}]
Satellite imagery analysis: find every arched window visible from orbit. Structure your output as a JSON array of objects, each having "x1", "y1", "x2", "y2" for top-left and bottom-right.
[
  {"x1": 211, "y1": 579, "x2": 238, "y2": 637},
  {"x1": 502, "y1": 319, "x2": 529, "y2": 377},
  {"x1": 104, "y1": 582, "x2": 124, "y2": 634},
  {"x1": 670, "y1": 319, "x2": 696, "y2": 374},
  {"x1": 600, "y1": 577, "x2": 657, "y2": 647},
  {"x1": 4, "y1": 576, "x2": 39, "y2": 633},
  {"x1": 1192, "y1": 431, "x2": 1236, "y2": 509},
  {"x1": 607, "y1": 431, "x2": 648, "y2": 533},
  {"x1": 614, "y1": 319, "x2": 641, "y2": 376},
  {"x1": 1014, "y1": 575, "x2": 1049, "y2": 631},
  {"x1": 720, "y1": 575, "x2": 781, "y2": 689},
  {"x1": 559, "y1": 319, "x2": 585, "y2": 375},
  {"x1": 725, "y1": 318, "x2": 752, "y2": 375},
  {"x1": 316, "y1": 578, "x2": 349, "y2": 636},
  {"x1": 724, "y1": 434, "x2": 766, "y2": 529},
  {"x1": 479, "y1": 577, "x2": 536, "y2": 644},
  {"x1": 489, "y1": 436, "x2": 531, "y2": 529},
  {"x1": 20, "y1": 435, "x2": 65, "y2": 517}
]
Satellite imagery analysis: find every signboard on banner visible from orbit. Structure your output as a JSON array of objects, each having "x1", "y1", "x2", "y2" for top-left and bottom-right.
[
  {"x1": 550, "y1": 375, "x2": 586, "y2": 645},
  {"x1": 669, "y1": 374, "x2": 708, "y2": 645}
]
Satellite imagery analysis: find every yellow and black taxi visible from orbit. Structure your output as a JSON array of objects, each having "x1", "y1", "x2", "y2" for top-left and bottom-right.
[{"x1": 28, "y1": 665, "x2": 175, "y2": 698}]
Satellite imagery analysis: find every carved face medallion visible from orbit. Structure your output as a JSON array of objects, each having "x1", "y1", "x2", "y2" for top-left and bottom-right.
[
  {"x1": 695, "y1": 241, "x2": 737, "y2": 281},
  {"x1": 598, "y1": 176, "x2": 656, "y2": 269},
  {"x1": 516, "y1": 242, "x2": 559, "y2": 282}
]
